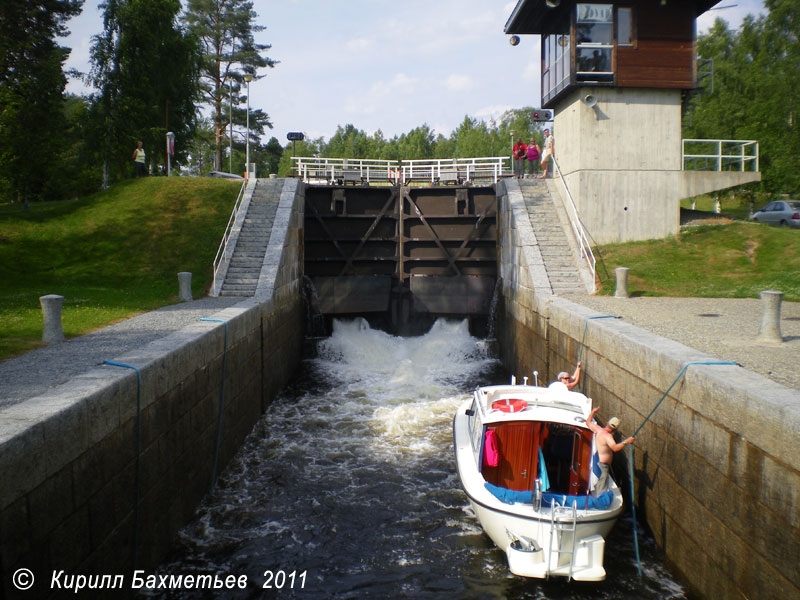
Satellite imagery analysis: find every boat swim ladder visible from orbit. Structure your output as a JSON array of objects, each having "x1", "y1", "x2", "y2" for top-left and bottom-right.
[{"x1": 548, "y1": 501, "x2": 578, "y2": 581}]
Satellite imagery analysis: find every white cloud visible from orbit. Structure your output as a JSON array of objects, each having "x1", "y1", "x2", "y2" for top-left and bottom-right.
[
  {"x1": 345, "y1": 37, "x2": 372, "y2": 52},
  {"x1": 445, "y1": 74, "x2": 475, "y2": 92},
  {"x1": 344, "y1": 73, "x2": 419, "y2": 117}
]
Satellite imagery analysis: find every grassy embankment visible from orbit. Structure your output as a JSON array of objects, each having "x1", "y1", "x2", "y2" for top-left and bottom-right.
[
  {"x1": 0, "y1": 177, "x2": 241, "y2": 361},
  {"x1": 595, "y1": 213, "x2": 800, "y2": 300}
]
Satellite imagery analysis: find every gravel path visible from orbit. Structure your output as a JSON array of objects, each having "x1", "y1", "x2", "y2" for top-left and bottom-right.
[
  {"x1": 2, "y1": 294, "x2": 797, "y2": 409},
  {"x1": 566, "y1": 295, "x2": 800, "y2": 391},
  {"x1": 0, "y1": 297, "x2": 242, "y2": 408}
]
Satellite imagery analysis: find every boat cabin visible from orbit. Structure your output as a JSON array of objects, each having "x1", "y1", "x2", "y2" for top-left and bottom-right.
[{"x1": 467, "y1": 385, "x2": 595, "y2": 497}]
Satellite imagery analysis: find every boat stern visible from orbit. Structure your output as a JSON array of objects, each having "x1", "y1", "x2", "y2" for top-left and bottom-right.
[{"x1": 506, "y1": 533, "x2": 608, "y2": 581}]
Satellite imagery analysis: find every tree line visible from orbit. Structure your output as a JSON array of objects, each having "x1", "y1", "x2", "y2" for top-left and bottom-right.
[
  {"x1": 1, "y1": 0, "x2": 797, "y2": 204},
  {"x1": 1, "y1": 0, "x2": 274, "y2": 204},
  {"x1": 275, "y1": 114, "x2": 545, "y2": 177},
  {"x1": 683, "y1": 0, "x2": 800, "y2": 194}
]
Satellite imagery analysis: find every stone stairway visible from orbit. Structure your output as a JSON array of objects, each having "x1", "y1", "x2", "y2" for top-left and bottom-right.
[
  {"x1": 219, "y1": 179, "x2": 282, "y2": 296},
  {"x1": 518, "y1": 179, "x2": 588, "y2": 295}
]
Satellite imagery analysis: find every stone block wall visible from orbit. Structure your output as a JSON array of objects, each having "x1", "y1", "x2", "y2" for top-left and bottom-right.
[
  {"x1": 496, "y1": 181, "x2": 800, "y2": 600},
  {"x1": 0, "y1": 178, "x2": 306, "y2": 598}
]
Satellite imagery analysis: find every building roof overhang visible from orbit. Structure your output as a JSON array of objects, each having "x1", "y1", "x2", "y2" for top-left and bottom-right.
[{"x1": 504, "y1": 0, "x2": 720, "y2": 34}]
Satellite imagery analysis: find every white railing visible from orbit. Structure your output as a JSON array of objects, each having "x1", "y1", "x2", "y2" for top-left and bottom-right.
[
  {"x1": 210, "y1": 179, "x2": 250, "y2": 297},
  {"x1": 682, "y1": 139, "x2": 759, "y2": 172},
  {"x1": 292, "y1": 156, "x2": 510, "y2": 185},
  {"x1": 552, "y1": 158, "x2": 596, "y2": 293},
  {"x1": 292, "y1": 157, "x2": 398, "y2": 184},
  {"x1": 401, "y1": 157, "x2": 508, "y2": 184}
]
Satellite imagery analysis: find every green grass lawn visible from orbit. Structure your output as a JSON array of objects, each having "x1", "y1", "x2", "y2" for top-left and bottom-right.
[
  {"x1": 0, "y1": 177, "x2": 241, "y2": 361},
  {"x1": 594, "y1": 221, "x2": 800, "y2": 301}
]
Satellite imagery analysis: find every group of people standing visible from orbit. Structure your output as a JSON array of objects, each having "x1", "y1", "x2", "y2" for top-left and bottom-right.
[{"x1": 513, "y1": 128, "x2": 554, "y2": 180}]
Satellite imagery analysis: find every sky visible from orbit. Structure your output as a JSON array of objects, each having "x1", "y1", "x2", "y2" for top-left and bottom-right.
[{"x1": 61, "y1": 0, "x2": 766, "y2": 147}]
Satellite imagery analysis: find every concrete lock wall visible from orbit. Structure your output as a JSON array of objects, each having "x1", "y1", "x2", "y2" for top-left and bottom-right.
[
  {"x1": 496, "y1": 183, "x2": 800, "y2": 600},
  {"x1": 0, "y1": 178, "x2": 306, "y2": 597}
]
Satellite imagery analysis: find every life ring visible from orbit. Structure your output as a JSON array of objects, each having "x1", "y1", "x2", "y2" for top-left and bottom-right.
[{"x1": 492, "y1": 398, "x2": 527, "y2": 413}]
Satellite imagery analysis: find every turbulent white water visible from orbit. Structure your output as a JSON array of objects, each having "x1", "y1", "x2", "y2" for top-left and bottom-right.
[{"x1": 151, "y1": 318, "x2": 685, "y2": 599}]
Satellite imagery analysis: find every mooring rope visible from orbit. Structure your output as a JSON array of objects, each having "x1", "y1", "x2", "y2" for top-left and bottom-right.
[
  {"x1": 102, "y1": 360, "x2": 142, "y2": 572},
  {"x1": 200, "y1": 318, "x2": 229, "y2": 492},
  {"x1": 577, "y1": 314, "x2": 620, "y2": 393},
  {"x1": 633, "y1": 360, "x2": 737, "y2": 437},
  {"x1": 627, "y1": 444, "x2": 641, "y2": 577},
  {"x1": 628, "y1": 359, "x2": 738, "y2": 576}
]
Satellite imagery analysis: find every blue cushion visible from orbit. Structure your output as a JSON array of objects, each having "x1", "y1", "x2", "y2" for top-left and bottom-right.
[{"x1": 484, "y1": 482, "x2": 613, "y2": 510}]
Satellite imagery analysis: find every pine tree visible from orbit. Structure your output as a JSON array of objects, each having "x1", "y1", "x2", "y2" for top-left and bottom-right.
[{"x1": 183, "y1": 0, "x2": 276, "y2": 171}]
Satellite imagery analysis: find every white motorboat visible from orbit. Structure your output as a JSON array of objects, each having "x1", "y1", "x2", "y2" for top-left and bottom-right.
[{"x1": 453, "y1": 377, "x2": 624, "y2": 581}]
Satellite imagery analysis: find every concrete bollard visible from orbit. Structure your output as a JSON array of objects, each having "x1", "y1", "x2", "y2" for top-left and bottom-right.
[
  {"x1": 756, "y1": 290, "x2": 783, "y2": 343},
  {"x1": 40, "y1": 294, "x2": 65, "y2": 344},
  {"x1": 614, "y1": 267, "x2": 629, "y2": 298},
  {"x1": 178, "y1": 272, "x2": 193, "y2": 302}
]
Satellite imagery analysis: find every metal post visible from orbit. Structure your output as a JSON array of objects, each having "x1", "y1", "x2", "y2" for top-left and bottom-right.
[
  {"x1": 166, "y1": 132, "x2": 174, "y2": 176},
  {"x1": 245, "y1": 75, "x2": 253, "y2": 178},
  {"x1": 509, "y1": 130, "x2": 514, "y2": 177}
]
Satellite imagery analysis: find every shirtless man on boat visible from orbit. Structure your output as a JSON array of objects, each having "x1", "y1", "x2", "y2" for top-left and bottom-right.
[{"x1": 586, "y1": 407, "x2": 634, "y2": 492}]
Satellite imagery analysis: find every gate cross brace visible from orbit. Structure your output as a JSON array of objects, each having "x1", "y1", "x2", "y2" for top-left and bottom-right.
[
  {"x1": 305, "y1": 199, "x2": 349, "y2": 261},
  {"x1": 450, "y1": 206, "x2": 496, "y2": 262},
  {"x1": 339, "y1": 186, "x2": 400, "y2": 276},
  {"x1": 402, "y1": 187, "x2": 462, "y2": 277}
]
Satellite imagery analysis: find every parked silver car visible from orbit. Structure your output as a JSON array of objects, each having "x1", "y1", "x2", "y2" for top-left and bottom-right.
[{"x1": 752, "y1": 200, "x2": 800, "y2": 228}]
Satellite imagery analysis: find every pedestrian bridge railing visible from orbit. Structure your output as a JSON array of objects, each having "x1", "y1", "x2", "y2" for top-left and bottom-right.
[
  {"x1": 682, "y1": 139, "x2": 759, "y2": 172},
  {"x1": 292, "y1": 156, "x2": 510, "y2": 185}
]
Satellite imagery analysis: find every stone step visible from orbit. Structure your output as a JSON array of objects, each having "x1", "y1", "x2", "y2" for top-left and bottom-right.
[
  {"x1": 519, "y1": 181, "x2": 587, "y2": 295},
  {"x1": 226, "y1": 268, "x2": 261, "y2": 275},
  {"x1": 221, "y1": 284, "x2": 257, "y2": 292},
  {"x1": 225, "y1": 279, "x2": 259, "y2": 285}
]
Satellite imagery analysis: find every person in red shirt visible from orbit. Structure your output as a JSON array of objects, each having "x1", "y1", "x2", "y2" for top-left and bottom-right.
[{"x1": 513, "y1": 138, "x2": 527, "y2": 179}]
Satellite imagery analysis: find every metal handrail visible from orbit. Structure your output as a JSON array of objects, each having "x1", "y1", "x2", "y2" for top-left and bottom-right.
[
  {"x1": 210, "y1": 179, "x2": 249, "y2": 297},
  {"x1": 292, "y1": 157, "x2": 398, "y2": 184},
  {"x1": 552, "y1": 158, "x2": 596, "y2": 293},
  {"x1": 401, "y1": 157, "x2": 508, "y2": 184},
  {"x1": 292, "y1": 156, "x2": 510, "y2": 185},
  {"x1": 682, "y1": 139, "x2": 759, "y2": 172}
]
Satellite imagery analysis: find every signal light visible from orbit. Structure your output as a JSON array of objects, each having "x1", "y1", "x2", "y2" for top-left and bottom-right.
[{"x1": 531, "y1": 109, "x2": 553, "y2": 122}]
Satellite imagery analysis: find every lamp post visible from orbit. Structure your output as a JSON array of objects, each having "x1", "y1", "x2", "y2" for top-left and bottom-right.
[{"x1": 244, "y1": 74, "x2": 253, "y2": 178}]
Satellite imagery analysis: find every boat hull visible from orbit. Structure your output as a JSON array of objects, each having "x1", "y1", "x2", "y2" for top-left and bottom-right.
[{"x1": 453, "y1": 389, "x2": 624, "y2": 581}]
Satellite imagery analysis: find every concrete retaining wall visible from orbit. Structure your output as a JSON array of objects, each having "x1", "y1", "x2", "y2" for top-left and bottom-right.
[
  {"x1": 496, "y1": 182, "x2": 800, "y2": 600},
  {"x1": 0, "y1": 178, "x2": 306, "y2": 598}
]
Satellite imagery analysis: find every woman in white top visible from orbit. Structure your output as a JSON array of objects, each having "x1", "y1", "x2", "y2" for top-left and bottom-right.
[{"x1": 132, "y1": 141, "x2": 147, "y2": 177}]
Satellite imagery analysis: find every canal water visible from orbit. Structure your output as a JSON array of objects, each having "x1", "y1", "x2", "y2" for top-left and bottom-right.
[{"x1": 150, "y1": 318, "x2": 687, "y2": 599}]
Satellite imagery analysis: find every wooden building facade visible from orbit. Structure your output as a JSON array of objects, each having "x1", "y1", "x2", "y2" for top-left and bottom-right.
[{"x1": 505, "y1": 0, "x2": 717, "y2": 105}]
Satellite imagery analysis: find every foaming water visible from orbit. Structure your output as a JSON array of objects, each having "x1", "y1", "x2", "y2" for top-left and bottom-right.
[{"x1": 150, "y1": 319, "x2": 685, "y2": 599}]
